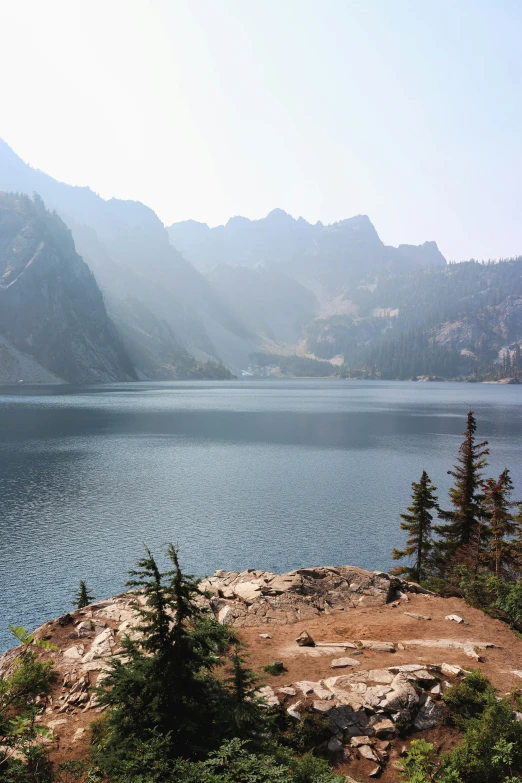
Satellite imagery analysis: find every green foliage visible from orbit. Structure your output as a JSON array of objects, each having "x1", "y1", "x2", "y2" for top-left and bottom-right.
[
  {"x1": 73, "y1": 580, "x2": 95, "y2": 610},
  {"x1": 456, "y1": 569, "x2": 522, "y2": 629},
  {"x1": 89, "y1": 736, "x2": 344, "y2": 783},
  {"x1": 263, "y1": 660, "x2": 286, "y2": 676},
  {"x1": 392, "y1": 470, "x2": 439, "y2": 583},
  {"x1": 93, "y1": 544, "x2": 271, "y2": 779},
  {"x1": 442, "y1": 670, "x2": 493, "y2": 724},
  {"x1": 0, "y1": 628, "x2": 56, "y2": 782},
  {"x1": 443, "y1": 697, "x2": 522, "y2": 782},
  {"x1": 482, "y1": 469, "x2": 519, "y2": 579},
  {"x1": 399, "y1": 739, "x2": 439, "y2": 783},
  {"x1": 282, "y1": 711, "x2": 333, "y2": 754},
  {"x1": 435, "y1": 411, "x2": 489, "y2": 574},
  {"x1": 307, "y1": 258, "x2": 522, "y2": 381},
  {"x1": 402, "y1": 672, "x2": 522, "y2": 782}
]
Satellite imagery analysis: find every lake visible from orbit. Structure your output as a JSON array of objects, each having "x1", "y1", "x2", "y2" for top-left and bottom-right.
[{"x1": 1, "y1": 379, "x2": 521, "y2": 652}]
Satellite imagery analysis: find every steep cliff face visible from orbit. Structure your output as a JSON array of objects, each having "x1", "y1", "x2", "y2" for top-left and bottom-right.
[
  {"x1": 0, "y1": 140, "x2": 254, "y2": 374},
  {"x1": 0, "y1": 193, "x2": 136, "y2": 384}
]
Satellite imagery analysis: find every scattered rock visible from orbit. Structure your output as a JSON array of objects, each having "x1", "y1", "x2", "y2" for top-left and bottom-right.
[
  {"x1": 63, "y1": 646, "x2": 84, "y2": 660},
  {"x1": 257, "y1": 685, "x2": 279, "y2": 707},
  {"x1": 351, "y1": 736, "x2": 373, "y2": 747},
  {"x1": 295, "y1": 680, "x2": 315, "y2": 695},
  {"x1": 287, "y1": 701, "x2": 302, "y2": 720},
  {"x1": 414, "y1": 696, "x2": 445, "y2": 731},
  {"x1": 327, "y1": 736, "x2": 343, "y2": 753},
  {"x1": 358, "y1": 641, "x2": 395, "y2": 652},
  {"x1": 295, "y1": 630, "x2": 315, "y2": 647},
  {"x1": 331, "y1": 657, "x2": 361, "y2": 668},
  {"x1": 369, "y1": 765, "x2": 382, "y2": 778},
  {"x1": 278, "y1": 687, "x2": 296, "y2": 696},
  {"x1": 441, "y1": 662, "x2": 468, "y2": 677},
  {"x1": 358, "y1": 744, "x2": 379, "y2": 762},
  {"x1": 259, "y1": 633, "x2": 271, "y2": 639},
  {"x1": 404, "y1": 612, "x2": 431, "y2": 621},
  {"x1": 373, "y1": 718, "x2": 396, "y2": 739},
  {"x1": 463, "y1": 644, "x2": 483, "y2": 662},
  {"x1": 445, "y1": 614, "x2": 464, "y2": 624}
]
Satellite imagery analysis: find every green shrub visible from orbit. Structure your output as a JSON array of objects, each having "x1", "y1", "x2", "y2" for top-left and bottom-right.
[
  {"x1": 283, "y1": 711, "x2": 332, "y2": 753},
  {"x1": 263, "y1": 660, "x2": 287, "y2": 676},
  {"x1": 443, "y1": 669, "x2": 492, "y2": 724}
]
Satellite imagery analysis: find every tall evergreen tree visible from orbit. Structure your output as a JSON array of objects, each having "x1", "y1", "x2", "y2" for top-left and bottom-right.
[
  {"x1": 392, "y1": 470, "x2": 439, "y2": 583},
  {"x1": 435, "y1": 411, "x2": 489, "y2": 572},
  {"x1": 73, "y1": 579, "x2": 95, "y2": 609},
  {"x1": 95, "y1": 545, "x2": 239, "y2": 764},
  {"x1": 483, "y1": 469, "x2": 519, "y2": 578}
]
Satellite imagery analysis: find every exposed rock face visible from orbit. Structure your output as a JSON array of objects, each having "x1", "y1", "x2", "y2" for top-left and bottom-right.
[
  {"x1": 200, "y1": 566, "x2": 407, "y2": 628},
  {"x1": 0, "y1": 141, "x2": 253, "y2": 376},
  {"x1": 0, "y1": 193, "x2": 136, "y2": 384}
]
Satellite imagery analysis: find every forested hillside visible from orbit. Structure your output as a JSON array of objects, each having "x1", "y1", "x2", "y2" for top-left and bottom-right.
[{"x1": 306, "y1": 259, "x2": 522, "y2": 379}]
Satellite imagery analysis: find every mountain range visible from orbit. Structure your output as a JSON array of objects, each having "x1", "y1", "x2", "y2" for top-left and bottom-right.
[{"x1": 0, "y1": 138, "x2": 520, "y2": 383}]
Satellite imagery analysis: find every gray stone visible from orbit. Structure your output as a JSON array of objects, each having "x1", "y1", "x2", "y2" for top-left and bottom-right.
[
  {"x1": 414, "y1": 696, "x2": 444, "y2": 731},
  {"x1": 327, "y1": 736, "x2": 343, "y2": 753},
  {"x1": 331, "y1": 657, "x2": 361, "y2": 668}
]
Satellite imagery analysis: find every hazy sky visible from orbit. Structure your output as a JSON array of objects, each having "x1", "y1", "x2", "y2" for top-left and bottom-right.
[{"x1": 1, "y1": 0, "x2": 521, "y2": 260}]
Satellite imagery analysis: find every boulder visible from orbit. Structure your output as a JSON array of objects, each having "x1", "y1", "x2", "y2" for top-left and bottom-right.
[
  {"x1": 327, "y1": 736, "x2": 343, "y2": 753},
  {"x1": 295, "y1": 630, "x2": 315, "y2": 647},
  {"x1": 414, "y1": 696, "x2": 445, "y2": 731}
]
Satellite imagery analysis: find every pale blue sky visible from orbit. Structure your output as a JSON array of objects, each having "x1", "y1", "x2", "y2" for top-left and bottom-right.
[{"x1": 0, "y1": 0, "x2": 521, "y2": 260}]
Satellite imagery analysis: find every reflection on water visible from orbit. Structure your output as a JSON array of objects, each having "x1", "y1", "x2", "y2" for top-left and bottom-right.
[{"x1": 0, "y1": 379, "x2": 521, "y2": 651}]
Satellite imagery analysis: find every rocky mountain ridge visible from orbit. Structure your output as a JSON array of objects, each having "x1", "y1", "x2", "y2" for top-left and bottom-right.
[
  {"x1": 0, "y1": 193, "x2": 135, "y2": 384},
  {"x1": 0, "y1": 140, "x2": 247, "y2": 376}
]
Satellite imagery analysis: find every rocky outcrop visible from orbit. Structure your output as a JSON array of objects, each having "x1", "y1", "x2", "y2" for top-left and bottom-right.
[
  {"x1": 0, "y1": 589, "x2": 455, "y2": 779},
  {"x1": 200, "y1": 565, "x2": 425, "y2": 627},
  {"x1": 0, "y1": 193, "x2": 136, "y2": 384}
]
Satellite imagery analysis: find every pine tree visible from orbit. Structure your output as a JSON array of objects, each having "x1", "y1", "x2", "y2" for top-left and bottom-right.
[
  {"x1": 73, "y1": 579, "x2": 95, "y2": 609},
  {"x1": 435, "y1": 411, "x2": 489, "y2": 573},
  {"x1": 483, "y1": 469, "x2": 519, "y2": 579},
  {"x1": 392, "y1": 470, "x2": 439, "y2": 583},
  {"x1": 223, "y1": 643, "x2": 267, "y2": 744},
  {"x1": 96, "y1": 545, "x2": 236, "y2": 763}
]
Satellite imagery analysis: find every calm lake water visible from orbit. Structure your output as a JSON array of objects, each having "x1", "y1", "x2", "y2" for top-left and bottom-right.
[{"x1": 1, "y1": 379, "x2": 521, "y2": 651}]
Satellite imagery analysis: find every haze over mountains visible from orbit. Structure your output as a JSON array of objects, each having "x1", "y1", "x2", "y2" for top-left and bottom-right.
[{"x1": 0, "y1": 138, "x2": 521, "y2": 383}]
